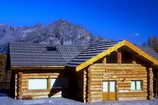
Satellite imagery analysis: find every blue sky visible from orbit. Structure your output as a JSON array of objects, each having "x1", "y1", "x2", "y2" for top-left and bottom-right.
[{"x1": 0, "y1": 0, "x2": 158, "y2": 45}]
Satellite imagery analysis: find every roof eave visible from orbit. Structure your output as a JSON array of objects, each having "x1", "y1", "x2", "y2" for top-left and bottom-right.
[{"x1": 11, "y1": 65, "x2": 65, "y2": 70}]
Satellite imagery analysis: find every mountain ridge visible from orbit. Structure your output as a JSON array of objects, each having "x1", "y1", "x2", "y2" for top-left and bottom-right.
[{"x1": 0, "y1": 19, "x2": 107, "y2": 53}]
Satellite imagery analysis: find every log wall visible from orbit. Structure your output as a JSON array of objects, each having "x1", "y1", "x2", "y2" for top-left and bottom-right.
[
  {"x1": 0, "y1": 54, "x2": 10, "y2": 90},
  {"x1": 87, "y1": 63, "x2": 149, "y2": 102},
  {"x1": 14, "y1": 70, "x2": 67, "y2": 99}
]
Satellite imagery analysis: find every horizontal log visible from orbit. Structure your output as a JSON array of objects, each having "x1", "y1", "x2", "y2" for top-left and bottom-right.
[
  {"x1": 88, "y1": 97, "x2": 102, "y2": 101},
  {"x1": 88, "y1": 91, "x2": 102, "y2": 94},
  {"x1": 118, "y1": 92, "x2": 148, "y2": 97},
  {"x1": 22, "y1": 76, "x2": 60, "y2": 79},
  {"x1": 22, "y1": 94, "x2": 62, "y2": 99},
  {"x1": 23, "y1": 91, "x2": 62, "y2": 95},
  {"x1": 88, "y1": 95, "x2": 102, "y2": 98},
  {"x1": 118, "y1": 97, "x2": 147, "y2": 100},
  {"x1": 89, "y1": 85, "x2": 102, "y2": 88},
  {"x1": 23, "y1": 92, "x2": 50, "y2": 95},
  {"x1": 88, "y1": 89, "x2": 102, "y2": 92},
  {"x1": 12, "y1": 66, "x2": 65, "y2": 71},
  {"x1": 90, "y1": 69, "x2": 146, "y2": 72},
  {"x1": 90, "y1": 63, "x2": 144, "y2": 67},
  {"x1": 118, "y1": 83, "x2": 130, "y2": 87},
  {"x1": 88, "y1": 82, "x2": 102, "y2": 85},
  {"x1": 23, "y1": 73, "x2": 61, "y2": 76}
]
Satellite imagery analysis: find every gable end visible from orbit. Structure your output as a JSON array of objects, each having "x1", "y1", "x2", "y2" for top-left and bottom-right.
[{"x1": 76, "y1": 40, "x2": 158, "y2": 71}]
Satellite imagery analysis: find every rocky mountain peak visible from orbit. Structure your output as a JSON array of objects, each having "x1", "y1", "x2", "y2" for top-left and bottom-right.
[{"x1": 0, "y1": 19, "x2": 105, "y2": 53}]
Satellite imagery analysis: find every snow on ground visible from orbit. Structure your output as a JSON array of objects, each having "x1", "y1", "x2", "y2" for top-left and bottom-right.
[{"x1": 0, "y1": 96, "x2": 158, "y2": 105}]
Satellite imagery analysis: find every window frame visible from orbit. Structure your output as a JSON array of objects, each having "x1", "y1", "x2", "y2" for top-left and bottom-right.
[
  {"x1": 102, "y1": 80, "x2": 116, "y2": 92},
  {"x1": 131, "y1": 80, "x2": 143, "y2": 91}
]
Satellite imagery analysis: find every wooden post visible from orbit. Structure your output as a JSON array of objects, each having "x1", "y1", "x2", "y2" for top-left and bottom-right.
[
  {"x1": 149, "y1": 68, "x2": 154, "y2": 99},
  {"x1": 103, "y1": 57, "x2": 107, "y2": 64},
  {"x1": 132, "y1": 60, "x2": 137, "y2": 64},
  {"x1": 87, "y1": 67, "x2": 91, "y2": 102},
  {"x1": 83, "y1": 69, "x2": 87, "y2": 103},
  {"x1": 14, "y1": 73, "x2": 17, "y2": 99},
  {"x1": 17, "y1": 72, "x2": 23, "y2": 99},
  {"x1": 117, "y1": 50, "x2": 122, "y2": 64},
  {"x1": 47, "y1": 77, "x2": 51, "y2": 90}
]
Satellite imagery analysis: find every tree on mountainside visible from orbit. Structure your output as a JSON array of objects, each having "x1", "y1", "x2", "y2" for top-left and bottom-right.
[{"x1": 145, "y1": 36, "x2": 158, "y2": 53}]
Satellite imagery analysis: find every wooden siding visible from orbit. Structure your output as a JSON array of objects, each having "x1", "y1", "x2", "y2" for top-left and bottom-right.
[{"x1": 87, "y1": 64, "x2": 149, "y2": 102}]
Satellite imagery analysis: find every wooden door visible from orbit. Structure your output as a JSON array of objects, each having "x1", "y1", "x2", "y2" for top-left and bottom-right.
[{"x1": 102, "y1": 81, "x2": 117, "y2": 101}]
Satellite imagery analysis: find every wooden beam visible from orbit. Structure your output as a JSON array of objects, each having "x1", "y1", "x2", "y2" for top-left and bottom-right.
[
  {"x1": 117, "y1": 50, "x2": 122, "y2": 64},
  {"x1": 11, "y1": 66, "x2": 65, "y2": 70},
  {"x1": 124, "y1": 41, "x2": 158, "y2": 65}
]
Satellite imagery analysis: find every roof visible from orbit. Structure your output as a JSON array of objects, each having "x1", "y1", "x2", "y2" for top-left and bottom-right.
[
  {"x1": 9, "y1": 40, "x2": 158, "y2": 71},
  {"x1": 140, "y1": 46, "x2": 158, "y2": 59},
  {"x1": 57, "y1": 45, "x2": 87, "y2": 63},
  {"x1": 10, "y1": 43, "x2": 64, "y2": 66},
  {"x1": 9, "y1": 42, "x2": 86, "y2": 67},
  {"x1": 67, "y1": 40, "x2": 117, "y2": 67}
]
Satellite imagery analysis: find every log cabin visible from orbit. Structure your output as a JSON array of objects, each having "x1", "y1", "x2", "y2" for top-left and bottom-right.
[{"x1": 1, "y1": 40, "x2": 158, "y2": 103}]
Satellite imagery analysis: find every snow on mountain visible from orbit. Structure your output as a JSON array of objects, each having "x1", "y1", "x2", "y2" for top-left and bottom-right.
[{"x1": 0, "y1": 19, "x2": 105, "y2": 53}]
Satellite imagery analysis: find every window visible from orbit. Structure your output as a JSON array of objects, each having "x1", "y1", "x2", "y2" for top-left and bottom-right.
[
  {"x1": 131, "y1": 80, "x2": 142, "y2": 91},
  {"x1": 28, "y1": 79, "x2": 47, "y2": 90},
  {"x1": 103, "y1": 81, "x2": 108, "y2": 92}
]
